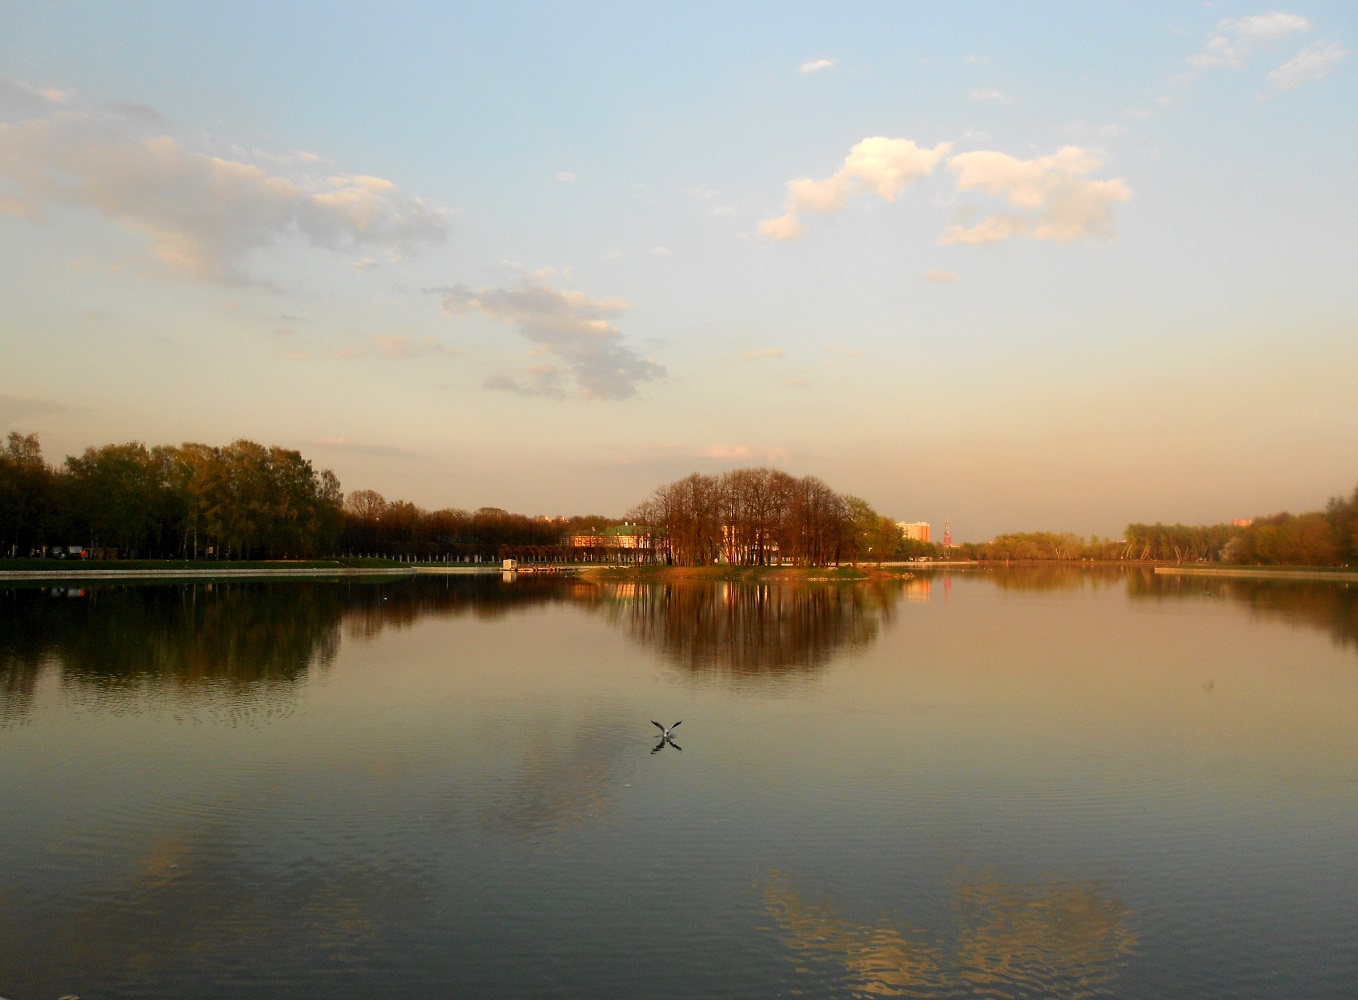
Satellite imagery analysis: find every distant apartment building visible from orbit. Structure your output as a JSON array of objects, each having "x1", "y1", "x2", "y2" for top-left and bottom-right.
[{"x1": 896, "y1": 521, "x2": 931, "y2": 543}]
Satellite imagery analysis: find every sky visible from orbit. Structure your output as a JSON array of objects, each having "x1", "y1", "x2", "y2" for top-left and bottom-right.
[{"x1": 1, "y1": 2, "x2": 1355, "y2": 541}]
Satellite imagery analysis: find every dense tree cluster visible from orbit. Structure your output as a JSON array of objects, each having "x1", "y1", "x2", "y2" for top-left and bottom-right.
[
  {"x1": 1230, "y1": 487, "x2": 1358, "y2": 566},
  {"x1": 625, "y1": 468, "x2": 899, "y2": 567},
  {"x1": 0, "y1": 433, "x2": 343, "y2": 559}
]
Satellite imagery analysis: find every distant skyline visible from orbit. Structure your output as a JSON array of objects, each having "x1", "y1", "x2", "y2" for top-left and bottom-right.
[{"x1": 2, "y1": 3, "x2": 1354, "y2": 540}]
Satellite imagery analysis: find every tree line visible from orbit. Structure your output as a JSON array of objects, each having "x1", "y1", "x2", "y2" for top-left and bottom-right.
[
  {"x1": 338, "y1": 488, "x2": 613, "y2": 561},
  {"x1": 4, "y1": 429, "x2": 1356, "y2": 567},
  {"x1": 946, "y1": 487, "x2": 1358, "y2": 567},
  {"x1": 1, "y1": 432, "x2": 343, "y2": 559},
  {"x1": 0, "y1": 432, "x2": 619, "y2": 562}
]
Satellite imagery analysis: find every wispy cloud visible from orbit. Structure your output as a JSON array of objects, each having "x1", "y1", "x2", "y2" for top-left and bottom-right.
[
  {"x1": 799, "y1": 58, "x2": 836, "y2": 75},
  {"x1": 288, "y1": 334, "x2": 456, "y2": 362},
  {"x1": 312, "y1": 437, "x2": 417, "y2": 458},
  {"x1": 556, "y1": 171, "x2": 577, "y2": 183},
  {"x1": 0, "y1": 392, "x2": 79, "y2": 422},
  {"x1": 1267, "y1": 40, "x2": 1348, "y2": 91},
  {"x1": 697, "y1": 443, "x2": 791, "y2": 463},
  {"x1": 0, "y1": 75, "x2": 450, "y2": 283},
  {"x1": 941, "y1": 146, "x2": 1131, "y2": 245},
  {"x1": 969, "y1": 88, "x2": 1013, "y2": 105},
  {"x1": 759, "y1": 136, "x2": 952, "y2": 241},
  {"x1": 1179, "y1": 11, "x2": 1312, "y2": 81},
  {"x1": 697, "y1": 444, "x2": 753, "y2": 459},
  {"x1": 924, "y1": 268, "x2": 958, "y2": 283},
  {"x1": 740, "y1": 347, "x2": 785, "y2": 362},
  {"x1": 431, "y1": 275, "x2": 665, "y2": 400}
]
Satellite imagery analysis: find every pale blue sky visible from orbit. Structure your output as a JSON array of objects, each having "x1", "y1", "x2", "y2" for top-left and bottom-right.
[{"x1": 2, "y1": 2, "x2": 1355, "y2": 538}]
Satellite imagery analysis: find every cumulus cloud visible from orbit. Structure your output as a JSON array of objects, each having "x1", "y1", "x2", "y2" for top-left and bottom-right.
[
  {"x1": 759, "y1": 136, "x2": 952, "y2": 241},
  {"x1": 1180, "y1": 11, "x2": 1312, "y2": 80},
  {"x1": 1268, "y1": 40, "x2": 1349, "y2": 90},
  {"x1": 0, "y1": 76, "x2": 449, "y2": 283},
  {"x1": 941, "y1": 146, "x2": 1131, "y2": 244},
  {"x1": 740, "y1": 347, "x2": 785, "y2": 361},
  {"x1": 924, "y1": 268, "x2": 958, "y2": 283},
  {"x1": 800, "y1": 58, "x2": 836, "y2": 74},
  {"x1": 431, "y1": 276, "x2": 665, "y2": 400}
]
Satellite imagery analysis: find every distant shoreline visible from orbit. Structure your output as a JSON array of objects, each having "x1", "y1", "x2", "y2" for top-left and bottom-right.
[
  {"x1": 2, "y1": 560, "x2": 1353, "y2": 585},
  {"x1": 1153, "y1": 566, "x2": 1358, "y2": 583},
  {"x1": 0, "y1": 563, "x2": 499, "y2": 582},
  {"x1": 579, "y1": 564, "x2": 919, "y2": 583}
]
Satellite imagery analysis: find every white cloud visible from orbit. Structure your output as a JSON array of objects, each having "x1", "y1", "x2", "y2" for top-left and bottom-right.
[
  {"x1": 969, "y1": 88, "x2": 1014, "y2": 105},
  {"x1": 759, "y1": 136, "x2": 952, "y2": 241},
  {"x1": 1180, "y1": 12, "x2": 1312, "y2": 80},
  {"x1": 353, "y1": 257, "x2": 379, "y2": 273},
  {"x1": 799, "y1": 58, "x2": 836, "y2": 75},
  {"x1": 1233, "y1": 12, "x2": 1312, "y2": 40},
  {"x1": 941, "y1": 146, "x2": 1131, "y2": 245},
  {"x1": 0, "y1": 77, "x2": 450, "y2": 283},
  {"x1": 740, "y1": 347, "x2": 785, "y2": 361},
  {"x1": 432, "y1": 276, "x2": 665, "y2": 400},
  {"x1": 924, "y1": 269, "x2": 958, "y2": 283},
  {"x1": 1268, "y1": 40, "x2": 1349, "y2": 90},
  {"x1": 556, "y1": 171, "x2": 577, "y2": 182},
  {"x1": 650, "y1": 246, "x2": 670, "y2": 255}
]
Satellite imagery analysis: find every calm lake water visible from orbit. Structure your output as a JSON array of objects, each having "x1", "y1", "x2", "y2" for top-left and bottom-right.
[{"x1": 2, "y1": 568, "x2": 1356, "y2": 999}]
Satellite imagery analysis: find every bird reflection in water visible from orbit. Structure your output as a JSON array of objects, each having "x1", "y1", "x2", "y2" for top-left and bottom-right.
[{"x1": 651, "y1": 719, "x2": 682, "y2": 753}]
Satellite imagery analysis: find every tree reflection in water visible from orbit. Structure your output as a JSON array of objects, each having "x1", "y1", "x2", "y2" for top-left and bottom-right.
[
  {"x1": 1127, "y1": 572, "x2": 1358, "y2": 655},
  {"x1": 764, "y1": 869, "x2": 1137, "y2": 999},
  {"x1": 592, "y1": 581, "x2": 902, "y2": 681},
  {"x1": 0, "y1": 576, "x2": 584, "y2": 726},
  {"x1": 925, "y1": 565, "x2": 1358, "y2": 658}
]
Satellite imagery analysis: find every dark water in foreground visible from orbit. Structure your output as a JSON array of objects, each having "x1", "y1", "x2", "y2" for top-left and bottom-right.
[{"x1": 2, "y1": 569, "x2": 1356, "y2": 999}]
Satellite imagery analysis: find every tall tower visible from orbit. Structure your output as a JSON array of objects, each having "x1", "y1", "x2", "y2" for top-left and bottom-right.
[{"x1": 943, "y1": 517, "x2": 951, "y2": 549}]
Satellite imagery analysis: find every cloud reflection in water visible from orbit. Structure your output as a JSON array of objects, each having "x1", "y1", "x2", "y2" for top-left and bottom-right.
[{"x1": 764, "y1": 868, "x2": 1137, "y2": 998}]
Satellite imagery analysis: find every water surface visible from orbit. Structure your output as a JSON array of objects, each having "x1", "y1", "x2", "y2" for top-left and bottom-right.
[{"x1": 2, "y1": 569, "x2": 1356, "y2": 998}]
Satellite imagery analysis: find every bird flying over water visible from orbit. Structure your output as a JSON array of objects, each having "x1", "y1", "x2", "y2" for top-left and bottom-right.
[{"x1": 651, "y1": 719, "x2": 682, "y2": 752}]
